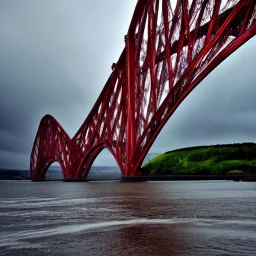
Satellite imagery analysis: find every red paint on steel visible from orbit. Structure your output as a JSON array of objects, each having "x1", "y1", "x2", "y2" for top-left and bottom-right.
[{"x1": 30, "y1": 0, "x2": 256, "y2": 180}]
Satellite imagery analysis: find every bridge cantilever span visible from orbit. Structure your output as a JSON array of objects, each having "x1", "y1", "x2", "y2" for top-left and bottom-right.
[{"x1": 31, "y1": 0, "x2": 256, "y2": 180}]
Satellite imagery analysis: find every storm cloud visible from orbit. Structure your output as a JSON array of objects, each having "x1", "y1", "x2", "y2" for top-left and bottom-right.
[{"x1": 0, "y1": 0, "x2": 256, "y2": 169}]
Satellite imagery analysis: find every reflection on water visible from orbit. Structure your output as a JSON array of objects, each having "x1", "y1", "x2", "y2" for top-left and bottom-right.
[{"x1": 0, "y1": 180, "x2": 255, "y2": 255}]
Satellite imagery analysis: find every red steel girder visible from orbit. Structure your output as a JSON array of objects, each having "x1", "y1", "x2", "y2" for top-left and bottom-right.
[{"x1": 31, "y1": 0, "x2": 256, "y2": 180}]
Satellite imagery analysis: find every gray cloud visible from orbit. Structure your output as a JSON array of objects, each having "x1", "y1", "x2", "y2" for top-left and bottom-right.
[
  {"x1": 0, "y1": 0, "x2": 255, "y2": 169},
  {"x1": 0, "y1": 0, "x2": 136, "y2": 168}
]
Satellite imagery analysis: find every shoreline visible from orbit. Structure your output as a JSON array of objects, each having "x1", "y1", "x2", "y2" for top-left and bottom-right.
[
  {"x1": 1, "y1": 174, "x2": 256, "y2": 182},
  {"x1": 121, "y1": 174, "x2": 256, "y2": 182}
]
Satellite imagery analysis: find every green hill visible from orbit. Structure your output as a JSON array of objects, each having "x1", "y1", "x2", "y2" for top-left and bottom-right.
[{"x1": 141, "y1": 143, "x2": 256, "y2": 175}]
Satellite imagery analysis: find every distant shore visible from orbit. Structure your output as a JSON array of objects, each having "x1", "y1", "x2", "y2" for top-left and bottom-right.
[{"x1": 142, "y1": 143, "x2": 256, "y2": 177}]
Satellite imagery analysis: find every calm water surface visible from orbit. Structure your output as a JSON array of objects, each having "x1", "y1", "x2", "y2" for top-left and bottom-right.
[{"x1": 0, "y1": 180, "x2": 255, "y2": 255}]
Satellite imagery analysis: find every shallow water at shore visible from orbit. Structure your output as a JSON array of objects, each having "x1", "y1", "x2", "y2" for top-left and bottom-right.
[{"x1": 0, "y1": 180, "x2": 255, "y2": 255}]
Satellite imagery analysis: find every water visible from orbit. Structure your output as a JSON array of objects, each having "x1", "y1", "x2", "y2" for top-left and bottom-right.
[{"x1": 0, "y1": 180, "x2": 255, "y2": 255}]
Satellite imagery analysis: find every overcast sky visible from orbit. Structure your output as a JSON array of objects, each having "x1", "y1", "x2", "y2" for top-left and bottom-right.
[{"x1": 0, "y1": 0, "x2": 256, "y2": 169}]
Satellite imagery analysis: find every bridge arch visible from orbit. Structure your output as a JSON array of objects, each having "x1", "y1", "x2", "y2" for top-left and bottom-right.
[
  {"x1": 133, "y1": 30, "x2": 256, "y2": 173},
  {"x1": 130, "y1": 14, "x2": 256, "y2": 175},
  {"x1": 44, "y1": 161, "x2": 64, "y2": 180},
  {"x1": 30, "y1": 158, "x2": 66, "y2": 181},
  {"x1": 75, "y1": 141, "x2": 124, "y2": 179},
  {"x1": 149, "y1": 37, "x2": 256, "y2": 153}
]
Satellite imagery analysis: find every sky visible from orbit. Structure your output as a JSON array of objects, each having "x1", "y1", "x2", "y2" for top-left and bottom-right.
[{"x1": 0, "y1": 0, "x2": 256, "y2": 169}]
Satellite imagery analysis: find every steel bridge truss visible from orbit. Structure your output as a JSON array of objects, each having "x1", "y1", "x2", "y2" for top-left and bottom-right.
[{"x1": 31, "y1": 0, "x2": 256, "y2": 180}]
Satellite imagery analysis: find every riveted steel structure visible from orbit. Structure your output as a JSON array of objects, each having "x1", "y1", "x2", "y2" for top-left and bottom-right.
[{"x1": 31, "y1": 0, "x2": 256, "y2": 181}]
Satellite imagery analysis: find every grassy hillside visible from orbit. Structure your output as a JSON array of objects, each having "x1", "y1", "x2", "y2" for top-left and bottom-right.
[{"x1": 141, "y1": 143, "x2": 256, "y2": 175}]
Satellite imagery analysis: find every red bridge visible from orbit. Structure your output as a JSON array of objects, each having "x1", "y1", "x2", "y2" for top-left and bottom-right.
[{"x1": 30, "y1": 0, "x2": 256, "y2": 181}]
